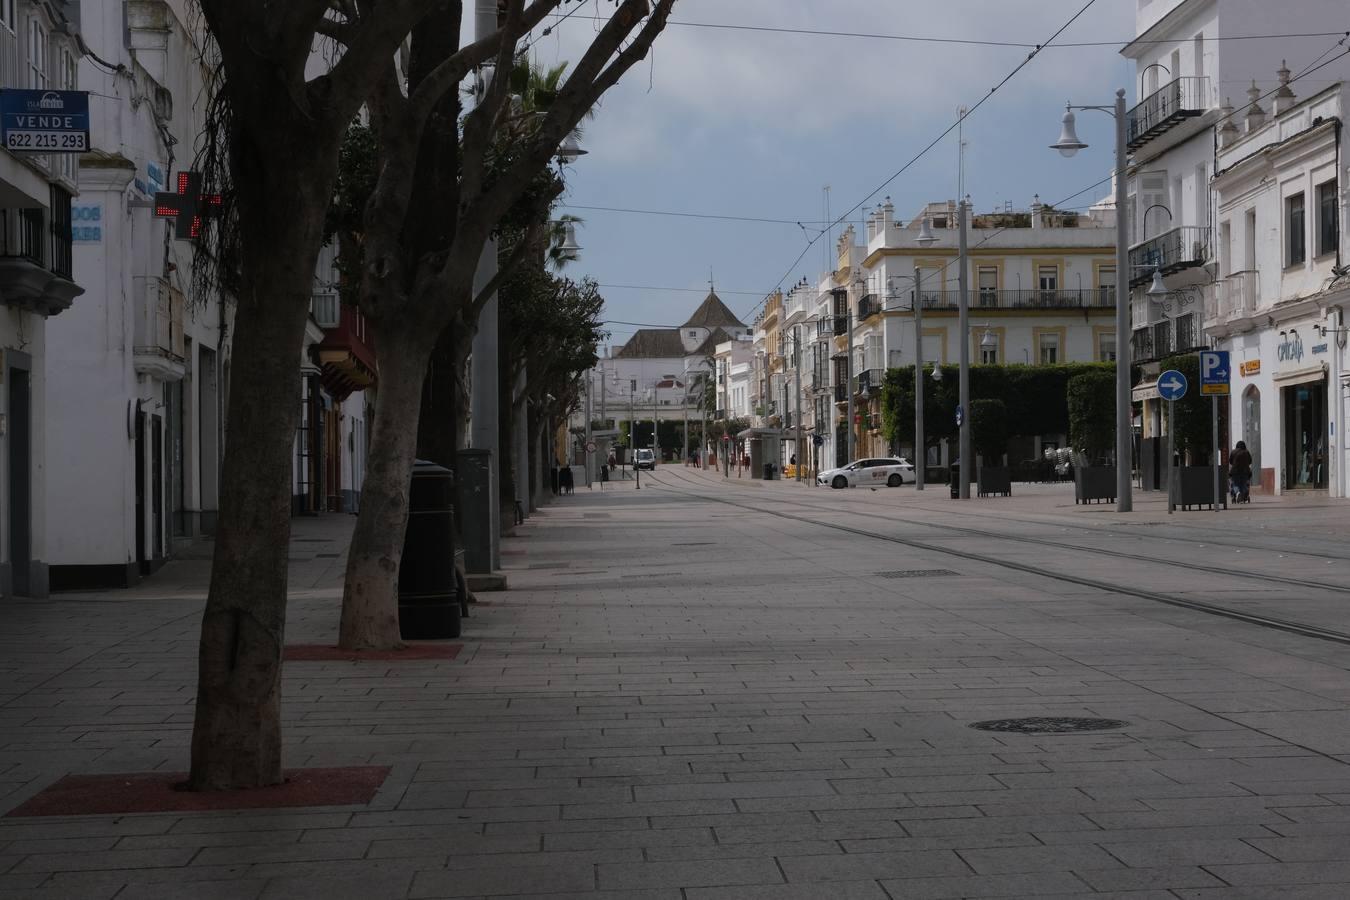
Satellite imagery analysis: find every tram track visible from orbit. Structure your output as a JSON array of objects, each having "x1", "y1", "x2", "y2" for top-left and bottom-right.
[{"x1": 647, "y1": 467, "x2": 1350, "y2": 648}]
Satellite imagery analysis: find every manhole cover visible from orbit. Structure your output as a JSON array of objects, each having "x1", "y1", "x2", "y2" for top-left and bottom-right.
[
  {"x1": 970, "y1": 717, "x2": 1129, "y2": 734},
  {"x1": 874, "y1": 569, "x2": 960, "y2": 578}
]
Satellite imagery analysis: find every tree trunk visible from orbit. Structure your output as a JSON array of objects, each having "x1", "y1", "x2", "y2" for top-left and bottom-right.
[
  {"x1": 189, "y1": 192, "x2": 327, "y2": 791},
  {"x1": 339, "y1": 322, "x2": 437, "y2": 650}
]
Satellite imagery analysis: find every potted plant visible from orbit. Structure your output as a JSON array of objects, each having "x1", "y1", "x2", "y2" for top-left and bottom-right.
[
  {"x1": 971, "y1": 398, "x2": 1011, "y2": 496},
  {"x1": 1067, "y1": 370, "x2": 1116, "y2": 503}
]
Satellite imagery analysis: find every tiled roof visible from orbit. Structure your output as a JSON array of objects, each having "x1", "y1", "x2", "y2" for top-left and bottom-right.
[
  {"x1": 692, "y1": 327, "x2": 735, "y2": 358},
  {"x1": 682, "y1": 292, "x2": 747, "y2": 329},
  {"x1": 613, "y1": 329, "x2": 687, "y2": 359}
]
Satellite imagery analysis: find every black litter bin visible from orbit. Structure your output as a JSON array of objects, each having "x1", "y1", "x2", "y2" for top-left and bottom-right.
[
  {"x1": 399, "y1": 460, "x2": 461, "y2": 639},
  {"x1": 949, "y1": 462, "x2": 960, "y2": 499}
]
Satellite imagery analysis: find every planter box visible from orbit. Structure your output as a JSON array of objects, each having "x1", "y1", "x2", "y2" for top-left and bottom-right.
[
  {"x1": 976, "y1": 466, "x2": 1011, "y2": 497},
  {"x1": 1173, "y1": 466, "x2": 1226, "y2": 510},
  {"x1": 1074, "y1": 466, "x2": 1116, "y2": 504}
]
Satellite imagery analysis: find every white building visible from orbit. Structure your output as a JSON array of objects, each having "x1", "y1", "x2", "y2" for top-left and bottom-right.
[
  {"x1": 589, "y1": 290, "x2": 749, "y2": 437},
  {"x1": 39, "y1": 0, "x2": 228, "y2": 590},
  {"x1": 1207, "y1": 81, "x2": 1348, "y2": 495},
  {"x1": 1, "y1": 0, "x2": 85, "y2": 598},
  {"x1": 1122, "y1": 0, "x2": 1350, "y2": 494}
]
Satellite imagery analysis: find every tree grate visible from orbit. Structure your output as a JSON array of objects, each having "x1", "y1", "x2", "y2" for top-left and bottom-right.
[
  {"x1": 969, "y1": 716, "x2": 1129, "y2": 734},
  {"x1": 873, "y1": 569, "x2": 960, "y2": 578}
]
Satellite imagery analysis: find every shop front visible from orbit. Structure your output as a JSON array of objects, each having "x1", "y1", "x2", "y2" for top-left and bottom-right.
[{"x1": 1273, "y1": 327, "x2": 1327, "y2": 492}]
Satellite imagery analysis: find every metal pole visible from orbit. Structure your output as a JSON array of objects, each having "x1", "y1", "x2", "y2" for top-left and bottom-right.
[
  {"x1": 583, "y1": 370, "x2": 593, "y2": 488},
  {"x1": 599, "y1": 359, "x2": 606, "y2": 425},
  {"x1": 846, "y1": 305, "x2": 856, "y2": 463},
  {"x1": 1213, "y1": 393, "x2": 1221, "y2": 512},
  {"x1": 958, "y1": 196, "x2": 971, "y2": 499},
  {"x1": 914, "y1": 261, "x2": 925, "y2": 491},
  {"x1": 1114, "y1": 88, "x2": 1133, "y2": 512},
  {"x1": 1167, "y1": 398, "x2": 1174, "y2": 515},
  {"x1": 683, "y1": 370, "x2": 689, "y2": 465},
  {"x1": 794, "y1": 328, "x2": 803, "y2": 482}
]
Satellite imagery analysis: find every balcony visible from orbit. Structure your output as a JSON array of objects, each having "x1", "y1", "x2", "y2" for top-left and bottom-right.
[
  {"x1": 134, "y1": 278, "x2": 186, "y2": 380},
  {"x1": 1220, "y1": 270, "x2": 1258, "y2": 319},
  {"x1": 315, "y1": 304, "x2": 377, "y2": 399},
  {"x1": 857, "y1": 294, "x2": 881, "y2": 320},
  {"x1": 1128, "y1": 226, "x2": 1210, "y2": 286},
  {"x1": 919, "y1": 288, "x2": 1116, "y2": 311},
  {"x1": 1131, "y1": 327, "x2": 1154, "y2": 363},
  {"x1": 0, "y1": 207, "x2": 83, "y2": 317},
  {"x1": 814, "y1": 316, "x2": 833, "y2": 340},
  {"x1": 856, "y1": 368, "x2": 883, "y2": 396},
  {"x1": 1126, "y1": 76, "x2": 1209, "y2": 152},
  {"x1": 1175, "y1": 313, "x2": 1198, "y2": 352},
  {"x1": 833, "y1": 384, "x2": 848, "y2": 404},
  {"x1": 832, "y1": 314, "x2": 847, "y2": 336}
]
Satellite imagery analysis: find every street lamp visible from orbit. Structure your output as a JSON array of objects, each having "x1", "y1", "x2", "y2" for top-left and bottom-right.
[
  {"x1": 914, "y1": 216, "x2": 937, "y2": 490},
  {"x1": 1049, "y1": 89, "x2": 1133, "y2": 512}
]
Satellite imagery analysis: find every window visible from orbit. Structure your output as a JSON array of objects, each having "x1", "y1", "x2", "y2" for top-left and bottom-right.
[
  {"x1": 1038, "y1": 265, "x2": 1058, "y2": 305},
  {"x1": 1175, "y1": 313, "x2": 1195, "y2": 350},
  {"x1": 27, "y1": 19, "x2": 47, "y2": 89},
  {"x1": 50, "y1": 184, "x2": 71, "y2": 278},
  {"x1": 1097, "y1": 331, "x2": 1117, "y2": 362},
  {"x1": 1286, "y1": 192, "x2": 1306, "y2": 266},
  {"x1": 1038, "y1": 332, "x2": 1060, "y2": 364},
  {"x1": 1317, "y1": 180, "x2": 1338, "y2": 257},
  {"x1": 688, "y1": 330, "x2": 697, "y2": 338},
  {"x1": 977, "y1": 266, "x2": 998, "y2": 306},
  {"x1": 0, "y1": 0, "x2": 15, "y2": 33},
  {"x1": 1097, "y1": 266, "x2": 1116, "y2": 304},
  {"x1": 981, "y1": 345, "x2": 998, "y2": 365}
]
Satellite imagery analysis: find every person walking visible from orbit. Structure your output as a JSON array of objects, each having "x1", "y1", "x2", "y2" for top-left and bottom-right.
[{"x1": 1229, "y1": 440, "x2": 1253, "y2": 503}]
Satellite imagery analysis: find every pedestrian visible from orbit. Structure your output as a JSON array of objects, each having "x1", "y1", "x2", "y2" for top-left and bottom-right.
[
  {"x1": 560, "y1": 465, "x2": 574, "y2": 495},
  {"x1": 1229, "y1": 440, "x2": 1252, "y2": 503},
  {"x1": 693, "y1": 449, "x2": 700, "y2": 468}
]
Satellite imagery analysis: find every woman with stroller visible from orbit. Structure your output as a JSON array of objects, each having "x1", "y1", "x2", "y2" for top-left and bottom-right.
[{"x1": 1229, "y1": 440, "x2": 1252, "y2": 503}]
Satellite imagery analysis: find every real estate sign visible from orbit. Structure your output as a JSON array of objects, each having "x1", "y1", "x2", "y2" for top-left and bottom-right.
[{"x1": 0, "y1": 89, "x2": 90, "y2": 153}]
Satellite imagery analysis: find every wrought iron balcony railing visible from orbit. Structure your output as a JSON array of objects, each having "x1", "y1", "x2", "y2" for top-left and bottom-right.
[
  {"x1": 857, "y1": 294, "x2": 881, "y2": 320},
  {"x1": 918, "y1": 288, "x2": 1116, "y2": 310},
  {"x1": 1128, "y1": 226, "x2": 1210, "y2": 286},
  {"x1": 1126, "y1": 76, "x2": 1209, "y2": 152}
]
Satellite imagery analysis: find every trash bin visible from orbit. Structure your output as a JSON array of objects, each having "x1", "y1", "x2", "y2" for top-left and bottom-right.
[
  {"x1": 763, "y1": 462, "x2": 775, "y2": 480},
  {"x1": 399, "y1": 460, "x2": 461, "y2": 639},
  {"x1": 949, "y1": 461, "x2": 960, "y2": 499}
]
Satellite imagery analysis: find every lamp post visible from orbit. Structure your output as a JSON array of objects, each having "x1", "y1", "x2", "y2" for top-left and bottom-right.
[
  {"x1": 1051, "y1": 88, "x2": 1133, "y2": 512},
  {"x1": 914, "y1": 216, "x2": 938, "y2": 488},
  {"x1": 957, "y1": 195, "x2": 971, "y2": 499}
]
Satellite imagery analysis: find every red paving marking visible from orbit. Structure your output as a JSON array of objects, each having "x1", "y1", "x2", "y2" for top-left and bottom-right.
[
  {"x1": 284, "y1": 643, "x2": 461, "y2": 661},
  {"x1": 6, "y1": 766, "x2": 390, "y2": 817}
]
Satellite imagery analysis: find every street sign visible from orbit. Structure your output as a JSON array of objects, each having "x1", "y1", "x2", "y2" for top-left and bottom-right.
[
  {"x1": 812, "y1": 434, "x2": 824, "y2": 447},
  {"x1": 955, "y1": 405, "x2": 964, "y2": 427},
  {"x1": 1157, "y1": 369, "x2": 1188, "y2": 401},
  {"x1": 1199, "y1": 350, "x2": 1230, "y2": 396},
  {"x1": 0, "y1": 89, "x2": 90, "y2": 153},
  {"x1": 585, "y1": 441, "x2": 597, "y2": 453}
]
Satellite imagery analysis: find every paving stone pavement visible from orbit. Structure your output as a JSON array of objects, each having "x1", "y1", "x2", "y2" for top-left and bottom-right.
[{"x1": 4, "y1": 472, "x2": 1350, "y2": 897}]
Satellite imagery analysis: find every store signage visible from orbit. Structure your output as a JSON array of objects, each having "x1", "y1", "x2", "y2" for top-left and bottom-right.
[
  {"x1": 1239, "y1": 359, "x2": 1261, "y2": 376},
  {"x1": 1277, "y1": 332, "x2": 1304, "y2": 363},
  {"x1": 1312, "y1": 343, "x2": 1328, "y2": 355},
  {"x1": 72, "y1": 204, "x2": 102, "y2": 243},
  {"x1": 0, "y1": 89, "x2": 90, "y2": 153}
]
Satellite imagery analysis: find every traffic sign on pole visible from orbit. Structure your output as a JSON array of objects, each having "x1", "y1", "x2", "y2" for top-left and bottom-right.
[
  {"x1": 1199, "y1": 350, "x2": 1230, "y2": 396},
  {"x1": 1157, "y1": 369, "x2": 1188, "y2": 401}
]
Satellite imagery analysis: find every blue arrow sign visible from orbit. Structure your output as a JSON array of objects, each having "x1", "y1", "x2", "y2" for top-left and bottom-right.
[
  {"x1": 1157, "y1": 369, "x2": 1188, "y2": 401},
  {"x1": 955, "y1": 405, "x2": 964, "y2": 427}
]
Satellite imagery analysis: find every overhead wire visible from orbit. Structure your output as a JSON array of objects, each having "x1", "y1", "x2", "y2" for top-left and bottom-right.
[{"x1": 744, "y1": 0, "x2": 1103, "y2": 322}]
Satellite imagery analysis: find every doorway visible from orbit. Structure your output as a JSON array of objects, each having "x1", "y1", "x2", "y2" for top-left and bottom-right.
[
  {"x1": 1282, "y1": 380, "x2": 1326, "y2": 489},
  {"x1": 1242, "y1": 386, "x2": 1261, "y2": 488},
  {"x1": 7, "y1": 365, "x2": 32, "y2": 595}
]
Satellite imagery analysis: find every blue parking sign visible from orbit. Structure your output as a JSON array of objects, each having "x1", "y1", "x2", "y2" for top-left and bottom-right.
[{"x1": 1199, "y1": 350, "x2": 1230, "y2": 396}]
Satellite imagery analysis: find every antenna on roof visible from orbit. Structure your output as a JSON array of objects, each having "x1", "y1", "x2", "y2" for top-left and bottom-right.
[{"x1": 709, "y1": 267, "x2": 715, "y2": 294}]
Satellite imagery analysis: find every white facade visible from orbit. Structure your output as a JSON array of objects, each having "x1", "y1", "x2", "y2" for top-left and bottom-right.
[
  {"x1": 0, "y1": 0, "x2": 84, "y2": 598},
  {"x1": 1208, "y1": 83, "x2": 1348, "y2": 495}
]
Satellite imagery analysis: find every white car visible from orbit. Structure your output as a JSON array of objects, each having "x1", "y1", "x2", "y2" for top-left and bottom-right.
[
  {"x1": 635, "y1": 448, "x2": 657, "y2": 470},
  {"x1": 818, "y1": 457, "x2": 915, "y2": 489}
]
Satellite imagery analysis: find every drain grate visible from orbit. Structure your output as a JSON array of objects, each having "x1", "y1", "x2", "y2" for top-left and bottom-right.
[
  {"x1": 970, "y1": 716, "x2": 1129, "y2": 734},
  {"x1": 873, "y1": 569, "x2": 960, "y2": 578}
]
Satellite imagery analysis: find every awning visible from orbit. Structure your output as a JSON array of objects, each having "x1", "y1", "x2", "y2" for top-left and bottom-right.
[
  {"x1": 1131, "y1": 380, "x2": 1159, "y2": 402},
  {"x1": 1273, "y1": 362, "x2": 1327, "y2": 388}
]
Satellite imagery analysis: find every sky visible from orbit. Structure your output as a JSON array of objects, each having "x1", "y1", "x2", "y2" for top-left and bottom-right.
[{"x1": 522, "y1": 1, "x2": 1140, "y2": 348}]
